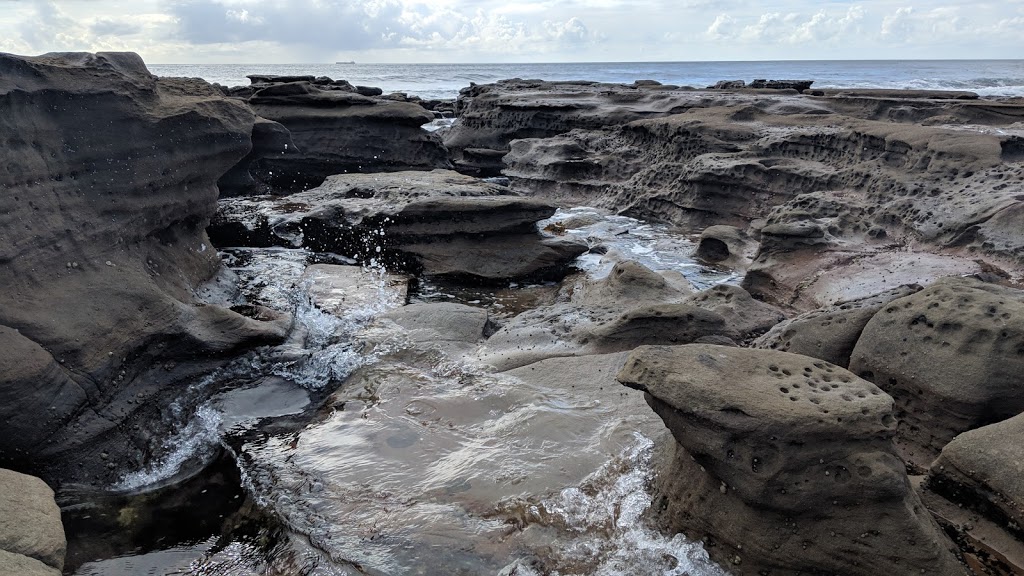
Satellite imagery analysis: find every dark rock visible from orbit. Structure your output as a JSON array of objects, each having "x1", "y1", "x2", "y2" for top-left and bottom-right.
[
  {"x1": 617, "y1": 344, "x2": 966, "y2": 576},
  {"x1": 209, "y1": 170, "x2": 584, "y2": 283},
  {"x1": 246, "y1": 74, "x2": 316, "y2": 85},
  {"x1": 356, "y1": 85, "x2": 384, "y2": 97},
  {"x1": 749, "y1": 79, "x2": 814, "y2": 91},
  {"x1": 849, "y1": 277, "x2": 1024, "y2": 468},
  {"x1": 246, "y1": 83, "x2": 450, "y2": 191},
  {"x1": 0, "y1": 52, "x2": 288, "y2": 481},
  {"x1": 217, "y1": 116, "x2": 299, "y2": 197},
  {"x1": 710, "y1": 80, "x2": 746, "y2": 89}
]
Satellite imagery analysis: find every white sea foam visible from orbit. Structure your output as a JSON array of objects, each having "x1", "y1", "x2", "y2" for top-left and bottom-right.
[{"x1": 113, "y1": 403, "x2": 223, "y2": 492}]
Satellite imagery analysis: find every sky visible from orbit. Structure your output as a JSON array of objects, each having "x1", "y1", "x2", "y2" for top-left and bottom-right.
[{"x1": 0, "y1": 0, "x2": 1022, "y2": 63}]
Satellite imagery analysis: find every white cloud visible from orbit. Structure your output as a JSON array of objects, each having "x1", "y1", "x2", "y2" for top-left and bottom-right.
[{"x1": 0, "y1": 0, "x2": 1021, "y2": 62}]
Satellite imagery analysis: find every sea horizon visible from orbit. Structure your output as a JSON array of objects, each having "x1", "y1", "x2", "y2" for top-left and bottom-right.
[{"x1": 150, "y1": 59, "x2": 1024, "y2": 101}]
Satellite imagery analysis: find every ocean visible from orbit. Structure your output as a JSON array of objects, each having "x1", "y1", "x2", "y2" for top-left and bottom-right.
[{"x1": 149, "y1": 60, "x2": 1024, "y2": 100}]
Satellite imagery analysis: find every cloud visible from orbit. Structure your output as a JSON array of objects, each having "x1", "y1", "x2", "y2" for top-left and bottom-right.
[
  {"x1": 706, "y1": 6, "x2": 864, "y2": 45},
  {"x1": 91, "y1": 18, "x2": 144, "y2": 37},
  {"x1": 165, "y1": 0, "x2": 597, "y2": 56},
  {"x1": 880, "y1": 6, "x2": 914, "y2": 41}
]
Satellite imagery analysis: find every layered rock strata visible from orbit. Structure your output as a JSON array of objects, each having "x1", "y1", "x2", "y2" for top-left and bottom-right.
[
  {"x1": 617, "y1": 344, "x2": 966, "y2": 575},
  {"x1": 208, "y1": 169, "x2": 586, "y2": 282},
  {"x1": 454, "y1": 80, "x2": 1024, "y2": 308},
  {"x1": 241, "y1": 79, "x2": 451, "y2": 190},
  {"x1": 0, "y1": 52, "x2": 288, "y2": 481}
]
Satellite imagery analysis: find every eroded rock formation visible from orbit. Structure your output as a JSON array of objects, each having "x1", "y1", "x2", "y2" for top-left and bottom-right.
[
  {"x1": 849, "y1": 277, "x2": 1024, "y2": 468},
  {"x1": 617, "y1": 344, "x2": 966, "y2": 575},
  {"x1": 209, "y1": 169, "x2": 586, "y2": 282},
  {"x1": 239, "y1": 79, "x2": 451, "y2": 190},
  {"x1": 0, "y1": 52, "x2": 288, "y2": 482}
]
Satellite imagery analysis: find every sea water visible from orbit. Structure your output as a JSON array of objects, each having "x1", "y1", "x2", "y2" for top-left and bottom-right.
[{"x1": 150, "y1": 59, "x2": 1024, "y2": 99}]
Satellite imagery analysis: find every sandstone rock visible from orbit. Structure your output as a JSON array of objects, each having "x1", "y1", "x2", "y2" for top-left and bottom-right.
[
  {"x1": 0, "y1": 550, "x2": 60, "y2": 576},
  {"x1": 479, "y1": 81, "x2": 1023, "y2": 308},
  {"x1": 926, "y1": 413, "x2": 1024, "y2": 574},
  {"x1": 930, "y1": 413, "x2": 1024, "y2": 537},
  {"x1": 210, "y1": 170, "x2": 586, "y2": 283},
  {"x1": 849, "y1": 277, "x2": 1024, "y2": 468},
  {"x1": 753, "y1": 284, "x2": 922, "y2": 367},
  {"x1": 473, "y1": 262, "x2": 767, "y2": 371},
  {"x1": 617, "y1": 344, "x2": 966, "y2": 576},
  {"x1": 217, "y1": 116, "x2": 299, "y2": 197},
  {"x1": 694, "y1": 225, "x2": 756, "y2": 266},
  {"x1": 246, "y1": 82, "x2": 450, "y2": 190},
  {"x1": 685, "y1": 284, "x2": 785, "y2": 340},
  {"x1": 446, "y1": 79, "x2": 734, "y2": 175},
  {"x1": 0, "y1": 469, "x2": 65, "y2": 571},
  {"x1": 0, "y1": 52, "x2": 288, "y2": 480},
  {"x1": 477, "y1": 260, "x2": 696, "y2": 370},
  {"x1": 383, "y1": 302, "x2": 492, "y2": 352}
]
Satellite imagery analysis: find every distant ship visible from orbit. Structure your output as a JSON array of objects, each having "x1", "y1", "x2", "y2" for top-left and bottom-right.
[{"x1": 336, "y1": 61, "x2": 355, "y2": 64}]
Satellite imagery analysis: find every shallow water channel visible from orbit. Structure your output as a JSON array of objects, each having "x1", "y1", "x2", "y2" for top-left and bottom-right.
[{"x1": 64, "y1": 208, "x2": 736, "y2": 576}]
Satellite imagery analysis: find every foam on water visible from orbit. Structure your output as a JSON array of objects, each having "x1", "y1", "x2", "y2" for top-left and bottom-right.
[
  {"x1": 113, "y1": 403, "x2": 223, "y2": 492},
  {"x1": 92, "y1": 213, "x2": 739, "y2": 574}
]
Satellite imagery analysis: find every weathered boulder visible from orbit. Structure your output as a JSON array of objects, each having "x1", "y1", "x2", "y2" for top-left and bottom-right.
[
  {"x1": 617, "y1": 344, "x2": 966, "y2": 576},
  {"x1": 849, "y1": 277, "x2": 1024, "y2": 468},
  {"x1": 0, "y1": 469, "x2": 65, "y2": 573},
  {"x1": 926, "y1": 413, "x2": 1024, "y2": 574},
  {"x1": 245, "y1": 81, "x2": 450, "y2": 190},
  {"x1": 686, "y1": 283, "x2": 785, "y2": 341},
  {"x1": 0, "y1": 52, "x2": 288, "y2": 481},
  {"x1": 209, "y1": 170, "x2": 586, "y2": 282},
  {"x1": 753, "y1": 284, "x2": 922, "y2": 367},
  {"x1": 478, "y1": 262, "x2": 775, "y2": 370},
  {"x1": 476, "y1": 260, "x2": 702, "y2": 370}
]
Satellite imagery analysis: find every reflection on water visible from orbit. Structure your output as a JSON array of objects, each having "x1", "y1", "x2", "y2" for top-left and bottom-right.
[{"x1": 69, "y1": 208, "x2": 732, "y2": 576}]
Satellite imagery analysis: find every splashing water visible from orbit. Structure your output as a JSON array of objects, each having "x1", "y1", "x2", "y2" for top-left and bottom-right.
[
  {"x1": 80, "y1": 211, "x2": 736, "y2": 576},
  {"x1": 113, "y1": 403, "x2": 224, "y2": 492}
]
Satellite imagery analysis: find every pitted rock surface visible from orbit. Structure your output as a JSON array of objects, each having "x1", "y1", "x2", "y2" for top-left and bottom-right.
[
  {"x1": 850, "y1": 277, "x2": 1024, "y2": 468},
  {"x1": 617, "y1": 344, "x2": 965, "y2": 576}
]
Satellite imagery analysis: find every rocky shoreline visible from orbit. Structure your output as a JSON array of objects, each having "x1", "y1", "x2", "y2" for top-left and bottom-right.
[{"x1": 2, "y1": 51, "x2": 1024, "y2": 575}]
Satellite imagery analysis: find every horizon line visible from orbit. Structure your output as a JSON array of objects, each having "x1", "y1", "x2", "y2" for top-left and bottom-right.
[{"x1": 146, "y1": 57, "x2": 1024, "y2": 66}]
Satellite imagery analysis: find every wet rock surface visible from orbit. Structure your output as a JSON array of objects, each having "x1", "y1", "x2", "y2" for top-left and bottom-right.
[
  {"x1": 477, "y1": 260, "x2": 776, "y2": 371},
  {"x1": 209, "y1": 169, "x2": 586, "y2": 282},
  {"x1": 0, "y1": 52, "x2": 288, "y2": 482},
  {"x1": 617, "y1": 344, "x2": 966, "y2": 576}
]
